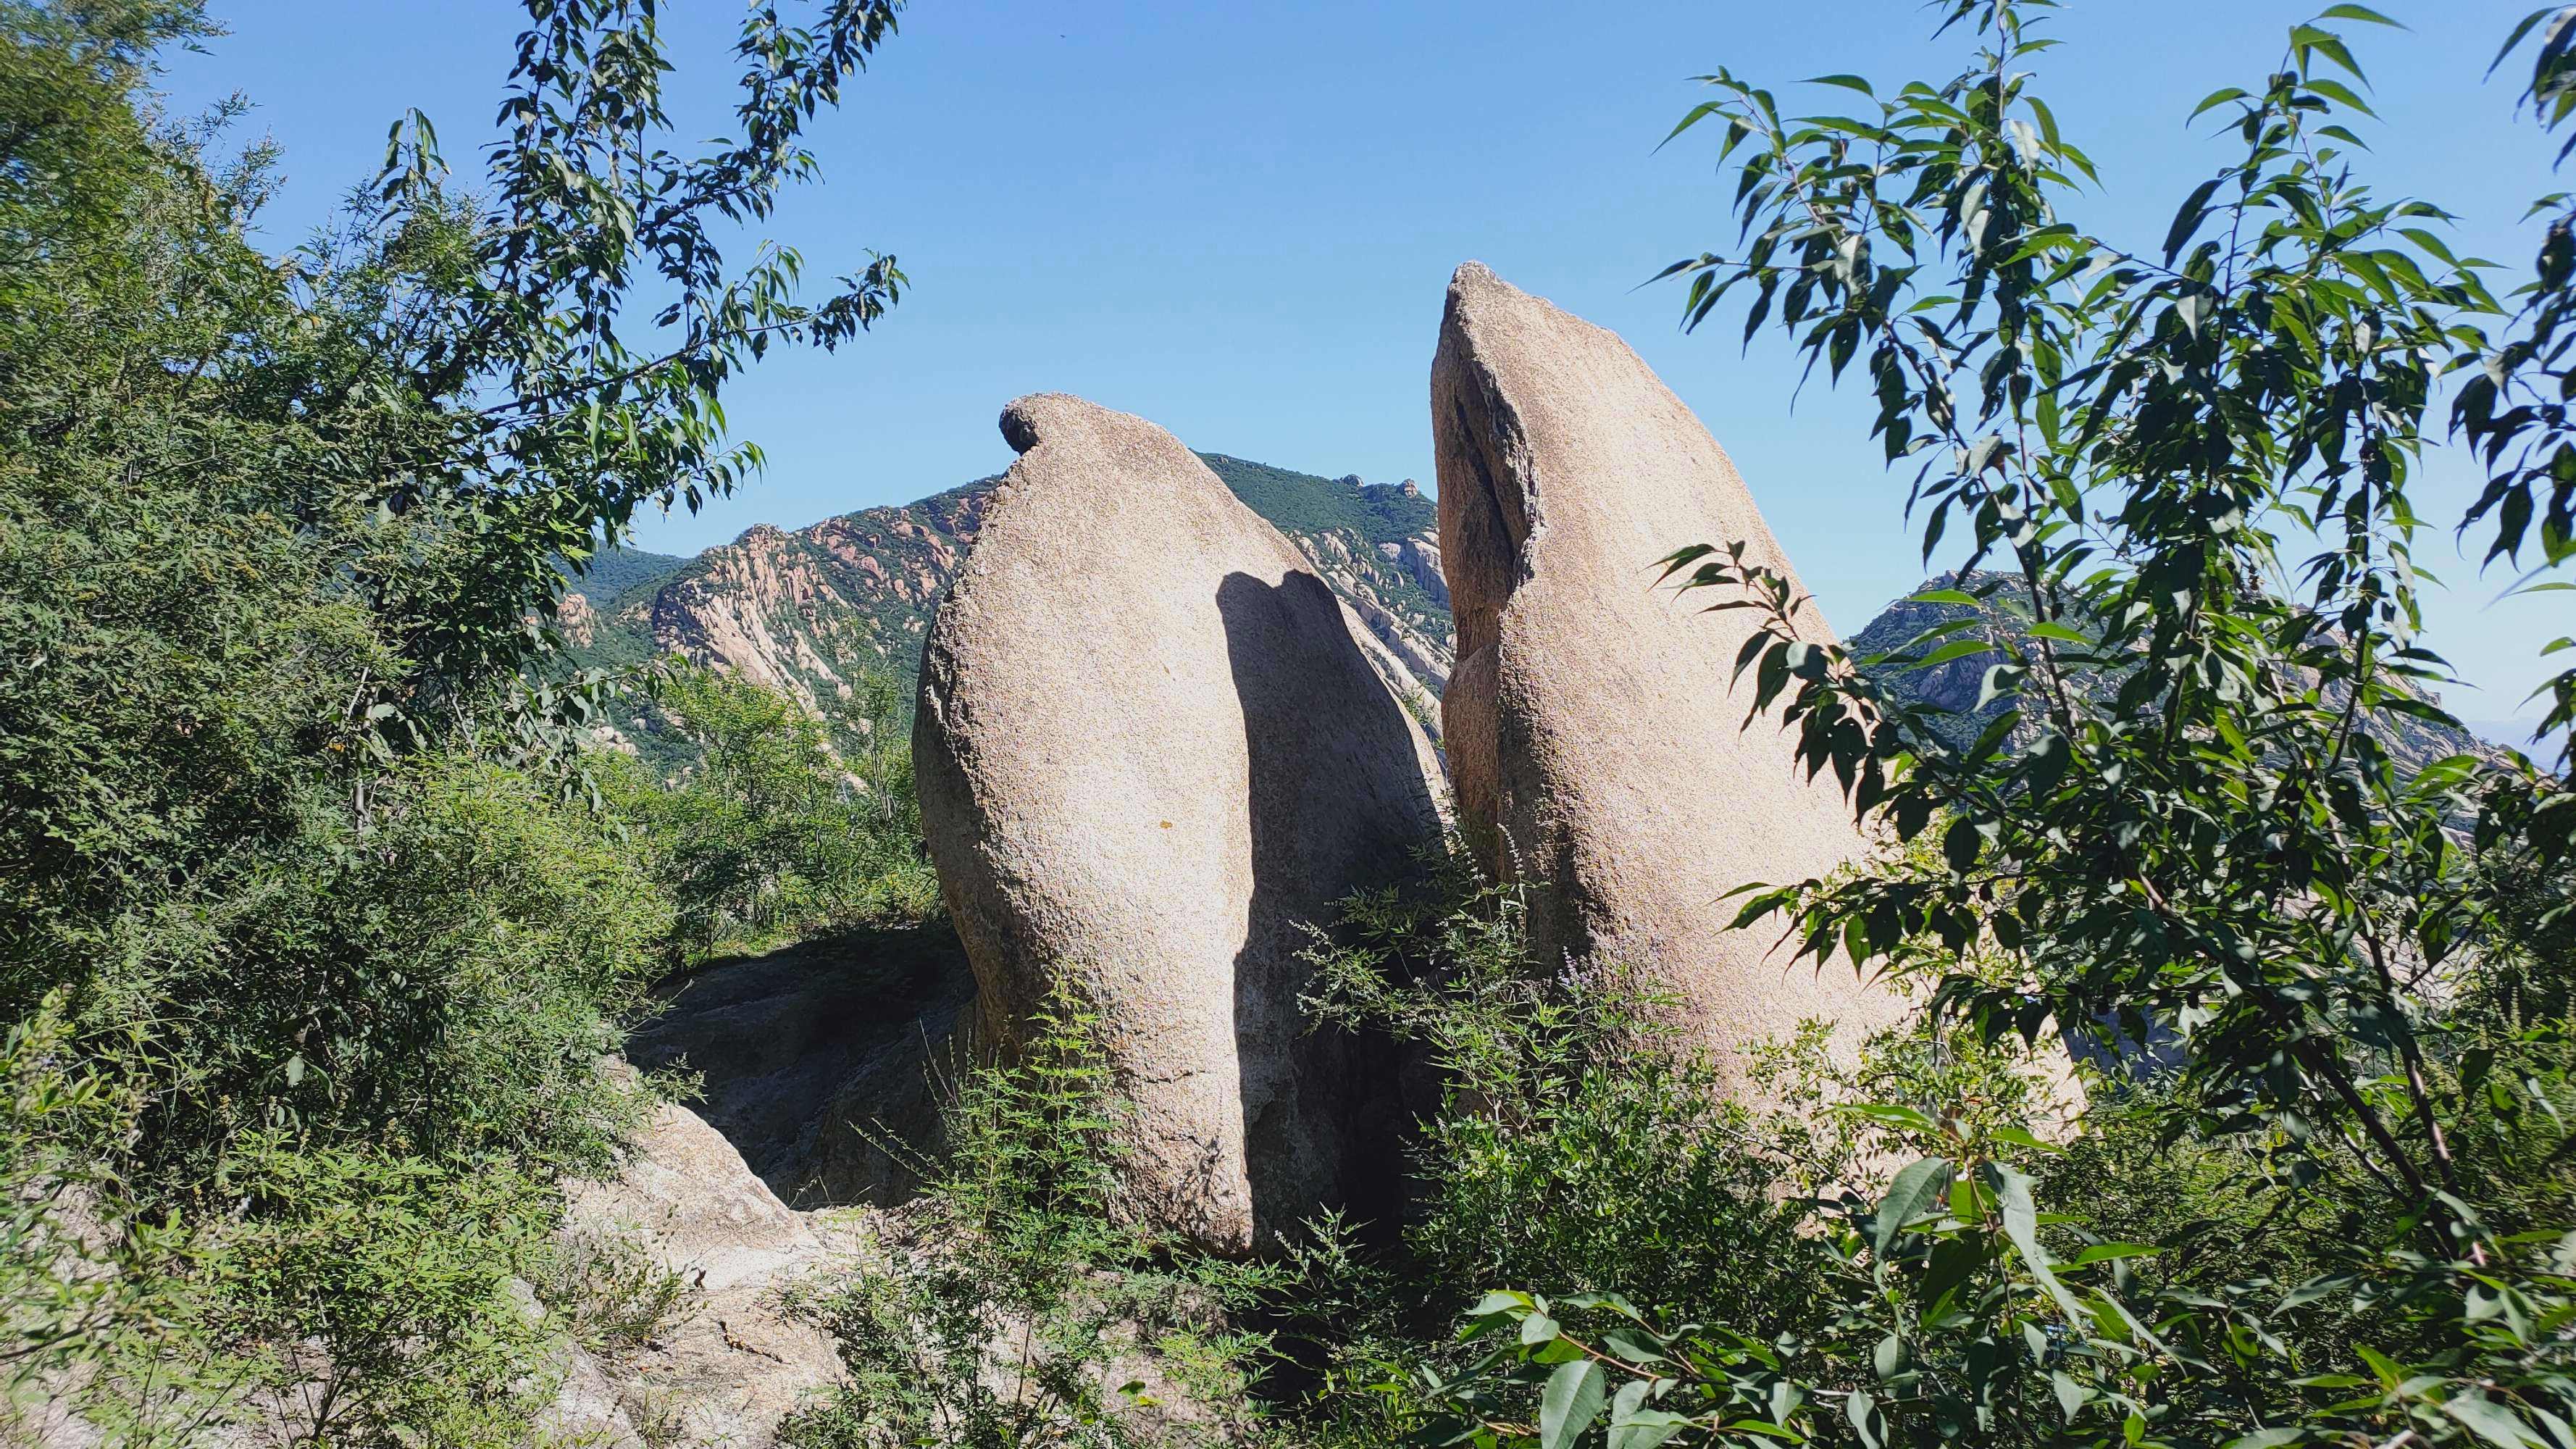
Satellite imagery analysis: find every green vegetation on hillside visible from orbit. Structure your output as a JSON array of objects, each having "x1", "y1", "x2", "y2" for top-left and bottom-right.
[
  {"x1": 601, "y1": 662, "x2": 935, "y2": 960},
  {"x1": 1847, "y1": 570, "x2": 2488, "y2": 771},
  {"x1": 559, "y1": 545, "x2": 691, "y2": 609},
  {"x1": 1197, "y1": 453, "x2": 1435, "y2": 545},
  {"x1": 562, "y1": 462, "x2": 1452, "y2": 759}
]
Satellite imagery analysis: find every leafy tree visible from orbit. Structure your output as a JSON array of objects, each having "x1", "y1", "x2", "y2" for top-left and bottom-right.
[
  {"x1": 1298, "y1": 853, "x2": 1816, "y2": 1317},
  {"x1": 0, "y1": 0, "x2": 916, "y2": 1434},
  {"x1": 1410, "y1": 3, "x2": 2576, "y2": 1445},
  {"x1": 781, "y1": 985, "x2": 1278, "y2": 1448},
  {"x1": 187, "y1": 1145, "x2": 559, "y2": 1448},
  {"x1": 601, "y1": 662, "x2": 936, "y2": 958},
  {"x1": 350, "y1": 0, "x2": 907, "y2": 734}
]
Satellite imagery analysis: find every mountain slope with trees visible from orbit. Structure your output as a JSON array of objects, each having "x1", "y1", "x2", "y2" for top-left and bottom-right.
[
  {"x1": 564, "y1": 456, "x2": 1458, "y2": 731},
  {"x1": 1849, "y1": 570, "x2": 2491, "y2": 772}
]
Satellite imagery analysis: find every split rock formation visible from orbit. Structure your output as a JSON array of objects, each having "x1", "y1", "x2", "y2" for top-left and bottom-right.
[
  {"x1": 1432, "y1": 262, "x2": 1907, "y2": 1086},
  {"x1": 913, "y1": 393, "x2": 1446, "y2": 1255}
]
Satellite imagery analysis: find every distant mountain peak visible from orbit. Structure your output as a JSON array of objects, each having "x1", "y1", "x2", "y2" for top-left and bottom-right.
[{"x1": 561, "y1": 453, "x2": 1455, "y2": 743}]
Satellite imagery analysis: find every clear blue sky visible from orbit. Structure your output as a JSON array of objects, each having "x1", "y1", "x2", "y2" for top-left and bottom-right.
[{"x1": 162, "y1": 1, "x2": 2564, "y2": 735}]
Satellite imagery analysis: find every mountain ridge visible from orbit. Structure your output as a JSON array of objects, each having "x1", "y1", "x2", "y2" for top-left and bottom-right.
[
  {"x1": 563, "y1": 454, "x2": 1456, "y2": 740},
  {"x1": 565, "y1": 483, "x2": 2491, "y2": 782},
  {"x1": 1847, "y1": 570, "x2": 2491, "y2": 772}
]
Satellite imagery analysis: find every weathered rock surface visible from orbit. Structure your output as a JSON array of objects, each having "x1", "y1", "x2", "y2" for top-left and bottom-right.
[
  {"x1": 624, "y1": 922, "x2": 977, "y2": 1209},
  {"x1": 1399, "y1": 531, "x2": 1450, "y2": 606},
  {"x1": 914, "y1": 393, "x2": 1447, "y2": 1254},
  {"x1": 648, "y1": 488, "x2": 998, "y2": 717},
  {"x1": 551, "y1": 1098, "x2": 853, "y2": 1448},
  {"x1": 1432, "y1": 262, "x2": 1906, "y2": 1085}
]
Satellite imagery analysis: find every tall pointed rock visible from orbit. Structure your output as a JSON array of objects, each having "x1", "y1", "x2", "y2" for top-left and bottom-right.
[
  {"x1": 913, "y1": 393, "x2": 1447, "y2": 1254},
  {"x1": 1433, "y1": 262, "x2": 1904, "y2": 1084}
]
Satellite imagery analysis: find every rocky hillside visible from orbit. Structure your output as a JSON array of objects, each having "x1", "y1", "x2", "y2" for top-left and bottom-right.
[
  {"x1": 1848, "y1": 571, "x2": 2489, "y2": 772},
  {"x1": 568, "y1": 519, "x2": 2485, "y2": 782},
  {"x1": 564, "y1": 456, "x2": 1454, "y2": 726}
]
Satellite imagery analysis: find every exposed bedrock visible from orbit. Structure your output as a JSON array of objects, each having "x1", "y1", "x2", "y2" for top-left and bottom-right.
[
  {"x1": 1432, "y1": 262, "x2": 1907, "y2": 1087},
  {"x1": 913, "y1": 393, "x2": 1447, "y2": 1254}
]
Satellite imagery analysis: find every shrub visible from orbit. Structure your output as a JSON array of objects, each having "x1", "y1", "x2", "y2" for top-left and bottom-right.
[
  {"x1": 781, "y1": 985, "x2": 1277, "y2": 1448},
  {"x1": 602, "y1": 664, "x2": 939, "y2": 961},
  {"x1": 71, "y1": 756, "x2": 671, "y2": 1192},
  {"x1": 524, "y1": 1224, "x2": 698, "y2": 1359},
  {"x1": 185, "y1": 1143, "x2": 558, "y2": 1449},
  {"x1": 0, "y1": 1004, "x2": 211, "y2": 1437},
  {"x1": 1300, "y1": 850, "x2": 1812, "y2": 1314},
  {"x1": 1276, "y1": 851, "x2": 2072, "y2": 1447}
]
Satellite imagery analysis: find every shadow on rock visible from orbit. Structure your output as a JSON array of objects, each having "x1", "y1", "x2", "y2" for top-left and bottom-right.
[
  {"x1": 1215, "y1": 569, "x2": 1436, "y2": 1243},
  {"x1": 625, "y1": 920, "x2": 978, "y2": 1210}
]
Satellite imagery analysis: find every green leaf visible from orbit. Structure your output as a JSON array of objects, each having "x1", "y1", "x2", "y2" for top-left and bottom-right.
[
  {"x1": 2069, "y1": 1242, "x2": 2162, "y2": 1266},
  {"x1": 2176, "y1": 288, "x2": 2216, "y2": 336},
  {"x1": 2443, "y1": 1392, "x2": 2541, "y2": 1449},
  {"x1": 1846, "y1": 1390, "x2": 1885, "y2": 1449},
  {"x1": 1993, "y1": 1162, "x2": 2089, "y2": 1323},
  {"x1": 2165, "y1": 178, "x2": 2225, "y2": 262},
  {"x1": 2028, "y1": 620, "x2": 2089, "y2": 645},
  {"x1": 2053, "y1": 1371, "x2": 2088, "y2": 1421},
  {"x1": 1873, "y1": 1156, "x2": 1952, "y2": 1267},
  {"x1": 2188, "y1": 86, "x2": 2251, "y2": 120},
  {"x1": 1540, "y1": 1360, "x2": 1607, "y2": 1449},
  {"x1": 2492, "y1": 8, "x2": 2554, "y2": 78},
  {"x1": 1804, "y1": 73, "x2": 1876, "y2": 96},
  {"x1": 1661, "y1": 100, "x2": 1730, "y2": 149},
  {"x1": 2394, "y1": 227, "x2": 2463, "y2": 272},
  {"x1": 1994, "y1": 1124, "x2": 2070, "y2": 1154},
  {"x1": 1919, "y1": 1233, "x2": 1983, "y2": 1313},
  {"x1": 1601, "y1": 1327, "x2": 1667, "y2": 1365},
  {"x1": 1916, "y1": 639, "x2": 2003, "y2": 668},
  {"x1": 2304, "y1": 77, "x2": 2378, "y2": 116},
  {"x1": 1839, "y1": 1103, "x2": 1941, "y2": 1135},
  {"x1": 2318, "y1": 3, "x2": 2404, "y2": 27},
  {"x1": 2291, "y1": 23, "x2": 2370, "y2": 84},
  {"x1": 1613, "y1": 1414, "x2": 1693, "y2": 1449},
  {"x1": 1610, "y1": 1380, "x2": 1691, "y2": 1449},
  {"x1": 1944, "y1": 816, "x2": 1983, "y2": 872},
  {"x1": 1873, "y1": 1333, "x2": 1909, "y2": 1382}
]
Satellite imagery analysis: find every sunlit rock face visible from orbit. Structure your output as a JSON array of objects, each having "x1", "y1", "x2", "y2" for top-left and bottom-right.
[
  {"x1": 913, "y1": 393, "x2": 1446, "y2": 1255},
  {"x1": 1432, "y1": 261, "x2": 1907, "y2": 1087}
]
